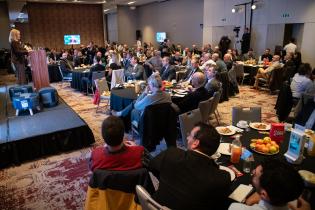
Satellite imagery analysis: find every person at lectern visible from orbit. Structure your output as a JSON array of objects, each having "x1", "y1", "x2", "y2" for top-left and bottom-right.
[{"x1": 9, "y1": 29, "x2": 32, "y2": 85}]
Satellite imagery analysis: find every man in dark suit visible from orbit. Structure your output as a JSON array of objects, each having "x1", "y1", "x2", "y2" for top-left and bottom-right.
[
  {"x1": 295, "y1": 96, "x2": 315, "y2": 130},
  {"x1": 175, "y1": 72, "x2": 211, "y2": 114},
  {"x1": 125, "y1": 56, "x2": 145, "y2": 80},
  {"x1": 204, "y1": 64, "x2": 221, "y2": 96},
  {"x1": 149, "y1": 122, "x2": 231, "y2": 210},
  {"x1": 59, "y1": 52, "x2": 73, "y2": 75},
  {"x1": 182, "y1": 57, "x2": 202, "y2": 82},
  {"x1": 160, "y1": 56, "x2": 176, "y2": 81},
  {"x1": 81, "y1": 56, "x2": 105, "y2": 94}
]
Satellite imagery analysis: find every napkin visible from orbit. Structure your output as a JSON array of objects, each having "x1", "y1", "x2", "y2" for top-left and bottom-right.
[{"x1": 229, "y1": 184, "x2": 253, "y2": 203}]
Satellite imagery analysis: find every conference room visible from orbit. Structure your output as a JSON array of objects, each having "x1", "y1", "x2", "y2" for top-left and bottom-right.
[{"x1": 0, "y1": 0, "x2": 315, "y2": 209}]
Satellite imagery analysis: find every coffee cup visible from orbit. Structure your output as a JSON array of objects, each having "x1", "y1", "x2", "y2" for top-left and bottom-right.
[{"x1": 238, "y1": 120, "x2": 248, "y2": 127}]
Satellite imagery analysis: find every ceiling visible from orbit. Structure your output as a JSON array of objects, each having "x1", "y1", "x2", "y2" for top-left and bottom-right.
[{"x1": 6, "y1": 0, "x2": 164, "y2": 23}]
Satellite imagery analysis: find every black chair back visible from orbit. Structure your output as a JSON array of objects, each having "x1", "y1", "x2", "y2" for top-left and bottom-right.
[{"x1": 139, "y1": 103, "x2": 177, "y2": 152}]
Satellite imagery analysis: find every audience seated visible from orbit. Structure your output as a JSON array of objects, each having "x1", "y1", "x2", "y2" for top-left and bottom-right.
[
  {"x1": 282, "y1": 52, "x2": 296, "y2": 81},
  {"x1": 81, "y1": 56, "x2": 105, "y2": 94},
  {"x1": 170, "y1": 51, "x2": 183, "y2": 65},
  {"x1": 73, "y1": 49, "x2": 83, "y2": 67},
  {"x1": 199, "y1": 53, "x2": 216, "y2": 70},
  {"x1": 182, "y1": 57, "x2": 202, "y2": 82},
  {"x1": 59, "y1": 52, "x2": 73, "y2": 75},
  {"x1": 204, "y1": 63, "x2": 221, "y2": 96},
  {"x1": 212, "y1": 53, "x2": 227, "y2": 73},
  {"x1": 175, "y1": 72, "x2": 211, "y2": 114},
  {"x1": 243, "y1": 48, "x2": 256, "y2": 61},
  {"x1": 223, "y1": 53, "x2": 233, "y2": 71},
  {"x1": 121, "y1": 51, "x2": 131, "y2": 70},
  {"x1": 160, "y1": 56, "x2": 176, "y2": 81},
  {"x1": 125, "y1": 56, "x2": 145, "y2": 80},
  {"x1": 145, "y1": 50, "x2": 163, "y2": 73},
  {"x1": 89, "y1": 116, "x2": 144, "y2": 172},
  {"x1": 290, "y1": 63, "x2": 313, "y2": 99},
  {"x1": 253, "y1": 55, "x2": 282, "y2": 89},
  {"x1": 261, "y1": 48, "x2": 273, "y2": 62},
  {"x1": 148, "y1": 122, "x2": 231, "y2": 210},
  {"x1": 229, "y1": 159, "x2": 304, "y2": 210},
  {"x1": 112, "y1": 73, "x2": 172, "y2": 125}
]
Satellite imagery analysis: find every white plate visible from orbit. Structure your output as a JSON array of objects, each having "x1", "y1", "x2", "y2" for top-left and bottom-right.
[
  {"x1": 217, "y1": 143, "x2": 232, "y2": 155},
  {"x1": 219, "y1": 165, "x2": 236, "y2": 181},
  {"x1": 249, "y1": 122, "x2": 271, "y2": 131},
  {"x1": 216, "y1": 126, "x2": 236, "y2": 136}
]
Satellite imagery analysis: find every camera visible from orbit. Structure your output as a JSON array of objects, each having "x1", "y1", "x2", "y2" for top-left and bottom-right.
[{"x1": 233, "y1": 26, "x2": 241, "y2": 37}]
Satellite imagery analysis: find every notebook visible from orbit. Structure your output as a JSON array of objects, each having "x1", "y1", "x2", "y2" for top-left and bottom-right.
[{"x1": 229, "y1": 184, "x2": 254, "y2": 203}]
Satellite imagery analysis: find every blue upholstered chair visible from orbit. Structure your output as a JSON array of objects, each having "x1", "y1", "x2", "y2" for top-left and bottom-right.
[
  {"x1": 12, "y1": 93, "x2": 40, "y2": 116},
  {"x1": 39, "y1": 87, "x2": 59, "y2": 108}
]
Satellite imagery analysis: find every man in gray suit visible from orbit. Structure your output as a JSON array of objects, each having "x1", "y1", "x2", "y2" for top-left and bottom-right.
[
  {"x1": 125, "y1": 56, "x2": 145, "y2": 80},
  {"x1": 160, "y1": 56, "x2": 176, "y2": 81},
  {"x1": 112, "y1": 73, "x2": 172, "y2": 124}
]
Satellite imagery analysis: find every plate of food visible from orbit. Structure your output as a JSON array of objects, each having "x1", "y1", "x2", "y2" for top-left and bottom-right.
[
  {"x1": 219, "y1": 165, "x2": 236, "y2": 181},
  {"x1": 216, "y1": 126, "x2": 236, "y2": 136},
  {"x1": 249, "y1": 137, "x2": 279, "y2": 155},
  {"x1": 249, "y1": 122, "x2": 271, "y2": 131},
  {"x1": 217, "y1": 143, "x2": 232, "y2": 155},
  {"x1": 298, "y1": 170, "x2": 315, "y2": 187}
]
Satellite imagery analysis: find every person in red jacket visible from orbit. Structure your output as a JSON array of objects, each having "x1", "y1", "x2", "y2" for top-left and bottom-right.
[{"x1": 90, "y1": 116, "x2": 144, "y2": 171}]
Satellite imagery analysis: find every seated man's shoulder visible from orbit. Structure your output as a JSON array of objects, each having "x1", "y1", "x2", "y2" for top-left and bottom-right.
[{"x1": 229, "y1": 202, "x2": 255, "y2": 210}]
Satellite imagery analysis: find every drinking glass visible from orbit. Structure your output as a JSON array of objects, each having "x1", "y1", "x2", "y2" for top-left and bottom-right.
[{"x1": 243, "y1": 158, "x2": 251, "y2": 173}]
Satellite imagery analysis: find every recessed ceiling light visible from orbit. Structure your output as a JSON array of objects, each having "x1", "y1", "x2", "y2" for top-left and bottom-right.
[
  {"x1": 104, "y1": 9, "x2": 109, "y2": 12},
  {"x1": 127, "y1": 1, "x2": 135, "y2": 5}
]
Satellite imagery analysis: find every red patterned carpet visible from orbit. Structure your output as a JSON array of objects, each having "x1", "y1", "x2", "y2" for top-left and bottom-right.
[{"x1": 0, "y1": 74, "x2": 279, "y2": 210}]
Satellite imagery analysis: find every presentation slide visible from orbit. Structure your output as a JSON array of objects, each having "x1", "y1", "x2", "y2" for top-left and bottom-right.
[{"x1": 64, "y1": 35, "x2": 80, "y2": 45}]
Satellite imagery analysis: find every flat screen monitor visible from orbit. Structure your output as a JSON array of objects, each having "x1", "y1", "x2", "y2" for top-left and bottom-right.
[
  {"x1": 156, "y1": 32, "x2": 166, "y2": 43},
  {"x1": 64, "y1": 35, "x2": 80, "y2": 45}
]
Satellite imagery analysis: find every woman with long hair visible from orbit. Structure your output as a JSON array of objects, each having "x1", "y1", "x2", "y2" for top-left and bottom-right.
[{"x1": 9, "y1": 29, "x2": 31, "y2": 85}]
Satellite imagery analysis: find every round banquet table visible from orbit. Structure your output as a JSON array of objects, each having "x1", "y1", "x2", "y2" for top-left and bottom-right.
[
  {"x1": 70, "y1": 70, "x2": 90, "y2": 91},
  {"x1": 110, "y1": 87, "x2": 138, "y2": 131},
  {"x1": 218, "y1": 128, "x2": 315, "y2": 209}
]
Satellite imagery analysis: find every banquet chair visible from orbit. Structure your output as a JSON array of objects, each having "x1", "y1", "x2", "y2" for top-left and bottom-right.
[
  {"x1": 58, "y1": 65, "x2": 72, "y2": 83},
  {"x1": 94, "y1": 77, "x2": 110, "y2": 113},
  {"x1": 111, "y1": 69, "x2": 125, "y2": 89},
  {"x1": 198, "y1": 97, "x2": 214, "y2": 124},
  {"x1": 86, "y1": 71, "x2": 105, "y2": 95},
  {"x1": 234, "y1": 63, "x2": 250, "y2": 85},
  {"x1": 136, "y1": 185, "x2": 171, "y2": 210},
  {"x1": 178, "y1": 108, "x2": 202, "y2": 147},
  {"x1": 209, "y1": 91, "x2": 222, "y2": 125},
  {"x1": 85, "y1": 168, "x2": 154, "y2": 210},
  {"x1": 232, "y1": 107, "x2": 261, "y2": 126},
  {"x1": 132, "y1": 103, "x2": 177, "y2": 152}
]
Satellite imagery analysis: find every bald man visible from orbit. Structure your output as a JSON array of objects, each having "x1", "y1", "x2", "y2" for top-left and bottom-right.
[
  {"x1": 174, "y1": 72, "x2": 211, "y2": 114},
  {"x1": 253, "y1": 55, "x2": 282, "y2": 89}
]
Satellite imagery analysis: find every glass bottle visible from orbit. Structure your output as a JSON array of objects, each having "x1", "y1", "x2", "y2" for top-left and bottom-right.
[{"x1": 231, "y1": 135, "x2": 242, "y2": 164}]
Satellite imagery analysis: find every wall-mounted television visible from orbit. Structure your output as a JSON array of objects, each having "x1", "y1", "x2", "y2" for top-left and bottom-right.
[
  {"x1": 156, "y1": 32, "x2": 166, "y2": 43},
  {"x1": 64, "y1": 35, "x2": 80, "y2": 45}
]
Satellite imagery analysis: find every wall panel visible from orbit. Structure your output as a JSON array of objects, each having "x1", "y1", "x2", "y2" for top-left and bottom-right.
[{"x1": 27, "y1": 3, "x2": 104, "y2": 50}]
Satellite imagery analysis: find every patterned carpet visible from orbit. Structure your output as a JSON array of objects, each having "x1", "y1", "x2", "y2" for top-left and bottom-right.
[{"x1": 0, "y1": 72, "x2": 279, "y2": 210}]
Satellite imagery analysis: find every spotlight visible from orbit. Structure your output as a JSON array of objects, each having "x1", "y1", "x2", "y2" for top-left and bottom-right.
[
  {"x1": 232, "y1": 8, "x2": 236, "y2": 13},
  {"x1": 251, "y1": 4, "x2": 256, "y2": 10}
]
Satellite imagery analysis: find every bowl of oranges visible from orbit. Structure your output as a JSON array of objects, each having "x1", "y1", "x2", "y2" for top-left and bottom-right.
[{"x1": 250, "y1": 137, "x2": 279, "y2": 155}]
